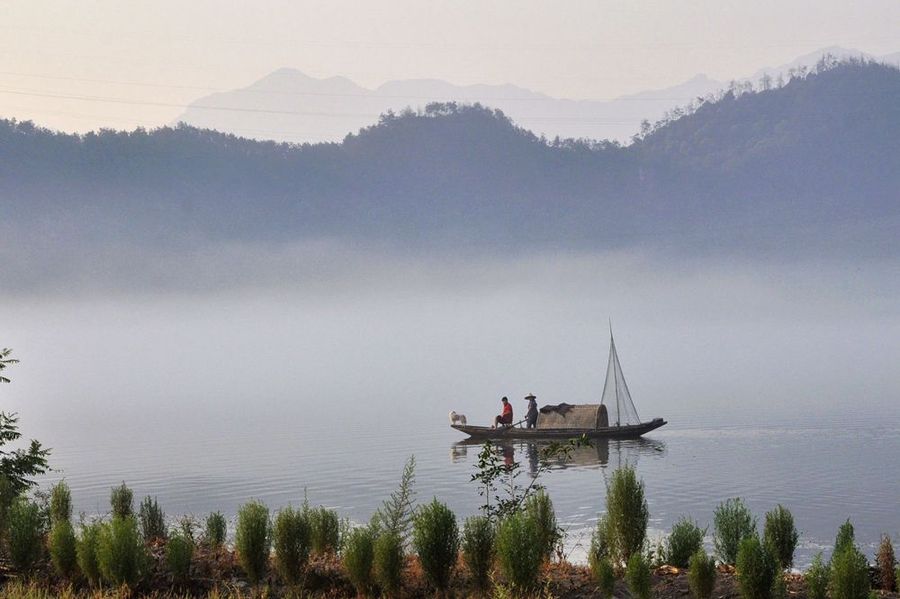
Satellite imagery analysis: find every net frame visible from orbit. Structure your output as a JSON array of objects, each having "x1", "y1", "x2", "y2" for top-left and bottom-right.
[{"x1": 599, "y1": 330, "x2": 641, "y2": 426}]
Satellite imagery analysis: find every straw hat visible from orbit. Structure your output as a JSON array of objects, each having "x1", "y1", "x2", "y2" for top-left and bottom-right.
[{"x1": 524, "y1": 393, "x2": 536, "y2": 400}]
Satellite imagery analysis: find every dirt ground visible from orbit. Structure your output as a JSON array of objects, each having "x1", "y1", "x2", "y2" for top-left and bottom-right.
[{"x1": 4, "y1": 550, "x2": 900, "y2": 598}]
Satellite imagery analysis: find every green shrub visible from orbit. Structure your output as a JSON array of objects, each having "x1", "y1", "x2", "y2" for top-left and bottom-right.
[
  {"x1": 374, "y1": 531, "x2": 404, "y2": 596},
  {"x1": 714, "y1": 498, "x2": 757, "y2": 565},
  {"x1": 688, "y1": 549, "x2": 717, "y2": 599},
  {"x1": 0, "y1": 475, "x2": 16, "y2": 544},
  {"x1": 166, "y1": 530, "x2": 194, "y2": 584},
  {"x1": 495, "y1": 510, "x2": 543, "y2": 591},
  {"x1": 138, "y1": 496, "x2": 166, "y2": 541},
  {"x1": 49, "y1": 519, "x2": 78, "y2": 578},
  {"x1": 592, "y1": 555, "x2": 616, "y2": 599},
  {"x1": 830, "y1": 543, "x2": 870, "y2": 599},
  {"x1": 205, "y1": 511, "x2": 227, "y2": 548},
  {"x1": 626, "y1": 552, "x2": 652, "y2": 599},
  {"x1": 805, "y1": 552, "x2": 830, "y2": 599},
  {"x1": 234, "y1": 500, "x2": 271, "y2": 584},
  {"x1": 7, "y1": 499, "x2": 45, "y2": 572},
  {"x1": 97, "y1": 515, "x2": 147, "y2": 587},
  {"x1": 666, "y1": 517, "x2": 706, "y2": 568},
  {"x1": 461, "y1": 515, "x2": 494, "y2": 593},
  {"x1": 605, "y1": 465, "x2": 649, "y2": 566},
  {"x1": 773, "y1": 572, "x2": 788, "y2": 599},
  {"x1": 343, "y1": 526, "x2": 376, "y2": 597},
  {"x1": 876, "y1": 535, "x2": 895, "y2": 591},
  {"x1": 735, "y1": 535, "x2": 777, "y2": 599},
  {"x1": 588, "y1": 515, "x2": 610, "y2": 569},
  {"x1": 764, "y1": 505, "x2": 798, "y2": 570},
  {"x1": 310, "y1": 506, "x2": 340, "y2": 555},
  {"x1": 77, "y1": 521, "x2": 104, "y2": 586},
  {"x1": 524, "y1": 490, "x2": 558, "y2": 561},
  {"x1": 109, "y1": 482, "x2": 133, "y2": 519},
  {"x1": 412, "y1": 499, "x2": 459, "y2": 592},
  {"x1": 49, "y1": 480, "x2": 72, "y2": 525},
  {"x1": 834, "y1": 519, "x2": 855, "y2": 556},
  {"x1": 272, "y1": 505, "x2": 311, "y2": 585}
]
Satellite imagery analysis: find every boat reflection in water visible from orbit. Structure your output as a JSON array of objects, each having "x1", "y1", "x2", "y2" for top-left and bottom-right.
[{"x1": 450, "y1": 436, "x2": 666, "y2": 475}]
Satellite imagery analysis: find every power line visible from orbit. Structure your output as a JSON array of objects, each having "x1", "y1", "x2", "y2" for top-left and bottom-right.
[{"x1": 0, "y1": 86, "x2": 382, "y2": 119}]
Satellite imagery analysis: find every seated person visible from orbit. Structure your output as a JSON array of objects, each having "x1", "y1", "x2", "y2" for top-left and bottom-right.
[{"x1": 493, "y1": 396, "x2": 513, "y2": 428}]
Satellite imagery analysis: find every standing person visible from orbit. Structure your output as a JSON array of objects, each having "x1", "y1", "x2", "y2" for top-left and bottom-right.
[
  {"x1": 525, "y1": 393, "x2": 538, "y2": 428},
  {"x1": 493, "y1": 396, "x2": 513, "y2": 428}
]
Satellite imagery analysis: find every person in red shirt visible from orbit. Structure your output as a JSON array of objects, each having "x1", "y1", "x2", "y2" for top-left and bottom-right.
[{"x1": 493, "y1": 396, "x2": 513, "y2": 428}]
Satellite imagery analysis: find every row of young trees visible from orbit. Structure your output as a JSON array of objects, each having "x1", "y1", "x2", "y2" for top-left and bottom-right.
[{"x1": 1, "y1": 452, "x2": 896, "y2": 598}]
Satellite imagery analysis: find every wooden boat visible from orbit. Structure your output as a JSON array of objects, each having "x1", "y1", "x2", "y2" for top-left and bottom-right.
[
  {"x1": 451, "y1": 328, "x2": 666, "y2": 440},
  {"x1": 451, "y1": 418, "x2": 666, "y2": 440}
]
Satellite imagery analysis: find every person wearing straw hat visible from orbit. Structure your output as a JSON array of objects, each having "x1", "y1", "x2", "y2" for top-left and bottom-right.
[{"x1": 524, "y1": 393, "x2": 538, "y2": 428}]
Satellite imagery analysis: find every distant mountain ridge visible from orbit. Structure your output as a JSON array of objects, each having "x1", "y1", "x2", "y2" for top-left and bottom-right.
[
  {"x1": 175, "y1": 46, "x2": 895, "y2": 144},
  {"x1": 1, "y1": 60, "x2": 898, "y2": 281}
]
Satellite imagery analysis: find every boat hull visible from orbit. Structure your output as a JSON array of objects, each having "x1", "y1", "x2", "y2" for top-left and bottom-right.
[{"x1": 451, "y1": 418, "x2": 666, "y2": 440}]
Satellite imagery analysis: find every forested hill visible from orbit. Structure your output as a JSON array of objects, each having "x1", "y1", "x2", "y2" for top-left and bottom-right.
[{"x1": 1, "y1": 60, "x2": 898, "y2": 255}]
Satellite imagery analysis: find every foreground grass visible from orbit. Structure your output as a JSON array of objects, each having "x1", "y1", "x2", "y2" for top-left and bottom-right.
[{"x1": 0, "y1": 583, "x2": 254, "y2": 599}]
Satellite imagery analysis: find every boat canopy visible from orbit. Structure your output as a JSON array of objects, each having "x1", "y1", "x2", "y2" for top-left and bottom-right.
[{"x1": 536, "y1": 404, "x2": 609, "y2": 429}]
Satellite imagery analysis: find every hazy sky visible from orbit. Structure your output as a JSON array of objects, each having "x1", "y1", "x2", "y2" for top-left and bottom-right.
[{"x1": 1, "y1": 0, "x2": 897, "y2": 132}]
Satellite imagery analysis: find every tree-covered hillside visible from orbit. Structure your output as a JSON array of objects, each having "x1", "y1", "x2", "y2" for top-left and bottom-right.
[{"x1": 1, "y1": 60, "x2": 897, "y2": 255}]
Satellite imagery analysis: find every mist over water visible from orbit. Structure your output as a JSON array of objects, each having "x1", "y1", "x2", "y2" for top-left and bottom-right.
[{"x1": 3, "y1": 246, "x2": 899, "y2": 565}]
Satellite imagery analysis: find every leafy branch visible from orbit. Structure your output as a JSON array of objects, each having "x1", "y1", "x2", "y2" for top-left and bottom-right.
[
  {"x1": 0, "y1": 348, "x2": 19, "y2": 384},
  {"x1": 374, "y1": 454, "x2": 417, "y2": 543},
  {"x1": 471, "y1": 436, "x2": 591, "y2": 521}
]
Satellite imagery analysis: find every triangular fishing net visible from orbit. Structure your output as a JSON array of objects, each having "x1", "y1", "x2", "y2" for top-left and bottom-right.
[{"x1": 600, "y1": 334, "x2": 641, "y2": 426}]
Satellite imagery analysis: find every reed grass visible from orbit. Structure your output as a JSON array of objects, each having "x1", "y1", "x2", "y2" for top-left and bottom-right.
[
  {"x1": 714, "y1": 498, "x2": 756, "y2": 565},
  {"x1": 495, "y1": 510, "x2": 543, "y2": 592},
  {"x1": 234, "y1": 500, "x2": 271, "y2": 585},
  {"x1": 735, "y1": 535, "x2": 777, "y2": 599},
  {"x1": 204, "y1": 511, "x2": 227, "y2": 548},
  {"x1": 461, "y1": 514, "x2": 494, "y2": 593},
  {"x1": 524, "y1": 489, "x2": 558, "y2": 561},
  {"x1": 7, "y1": 499, "x2": 45, "y2": 572},
  {"x1": 49, "y1": 519, "x2": 79, "y2": 579},
  {"x1": 411, "y1": 498, "x2": 459, "y2": 593},
  {"x1": 109, "y1": 483, "x2": 133, "y2": 519},
  {"x1": 876, "y1": 535, "x2": 896, "y2": 591},
  {"x1": 688, "y1": 549, "x2": 717, "y2": 599},
  {"x1": 805, "y1": 552, "x2": 830, "y2": 599},
  {"x1": 374, "y1": 531, "x2": 404, "y2": 597},
  {"x1": 76, "y1": 520, "x2": 104, "y2": 586},
  {"x1": 829, "y1": 541, "x2": 870, "y2": 599},
  {"x1": 763, "y1": 505, "x2": 798, "y2": 570},
  {"x1": 605, "y1": 465, "x2": 649, "y2": 566},
  {"x1": 309, "y1": 506, "x2": 340, "y2": 555},
  {"x1": 97, "y1": 515, "x2": 147, "y2": 587},
  {"x1": 626, "y1": 552, "x2": 652, "y2": 599},
  {"x1": 591, "y1": 555, "x2": 616, "y2": 599},
  {"x1": 138, "y1": 496, "x2": 167, "y2": 541},
  {"x1": 666, "y1": 516, "x2": 706, "y2": 568},
  {"x1": 343, "y1": 526, "x2": 376, "y2": 597},
  {"x1": 166, "y1": 530, "x2": 194, "y2": 584},
  {"x1": 272, "y1": 505, "x2": 311, "y2": 585},
  {"x1": 49, "y1": 480, "x2": 73, "y2": 525},
  {"x1": 834, "y1": 519, "x2": 855, "y2": 556},
  {"x1": 588, "y1": 514, "x2": 610, "y2": 571}
]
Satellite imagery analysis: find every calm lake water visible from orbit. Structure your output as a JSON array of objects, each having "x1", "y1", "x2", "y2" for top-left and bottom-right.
[
  {"x1": 32, "y1": 405, "x2": 900, "y2": 568},
  {"x1": 6, "y1": 256, "x2": 900, "y2": 569}
]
